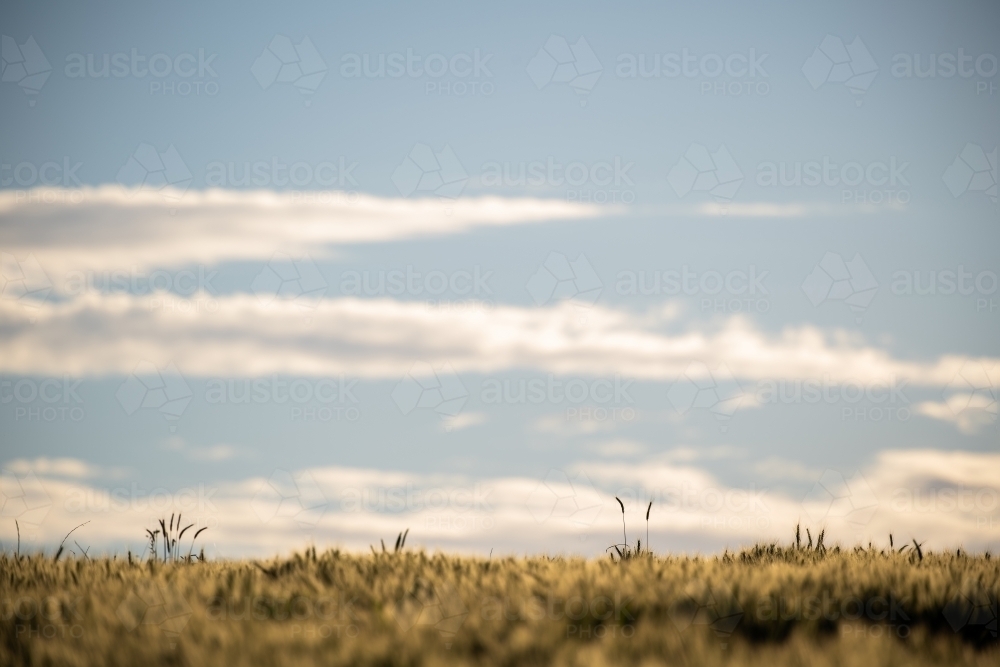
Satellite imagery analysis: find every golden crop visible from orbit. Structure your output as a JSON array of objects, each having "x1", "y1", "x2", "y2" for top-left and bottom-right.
[{"x1": 1, "y1": 540, "x2": 997, "y2": 666}]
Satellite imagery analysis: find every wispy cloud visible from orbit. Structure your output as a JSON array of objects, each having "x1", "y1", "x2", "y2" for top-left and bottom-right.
[
  {"x1": 4, "y1": 457, "x2": 106, "y2": 479},
  {"x1": 0, "y1": 187, "x2": 605, "y2": 279},
  {"x1": 0, "y1": 294, "x2": 992, "y2": 390},
  {"x1": 442, "y1": 411, "x2": 488, "y2": 432},
  {"x1": 915, "y1": 398, "x2": 998, "y2": 435},
  {"x1": 630, "y1": 200, "x2": 908, "y2": 218},
  {"x1": 163, "y1": 437, "x2": 241, "y2": 462},
  {"x1": 2, "y1": 450, "x2": 996, "y2": 557}
]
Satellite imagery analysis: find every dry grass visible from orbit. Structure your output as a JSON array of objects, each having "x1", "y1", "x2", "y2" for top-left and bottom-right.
[{"x1": 0, "y1": 532, "x2": 997, "y2": 666}]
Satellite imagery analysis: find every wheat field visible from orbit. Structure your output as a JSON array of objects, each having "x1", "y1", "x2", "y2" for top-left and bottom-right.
[{"x1": 1, "y1": 532, "x2": 997, "y2": 667}]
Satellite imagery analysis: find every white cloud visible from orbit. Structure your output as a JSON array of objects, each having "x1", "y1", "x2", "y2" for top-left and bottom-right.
[
  {"x1": 193, "y1": 445, "x2": 240, "y2": 462},
  {"x1": 163, "y1": 438, "x2": 241, "y2": 462},
  {"x1": 441, "y1": 411, "x2": 488, "y2": 432},
  {"x1": 2, "y1": 450, "x2": 996, "y2": 557},
  {"x1": 0, "y1": 187, "x2": 604, "y2": 280},
  {"x1": 0, "y1": 293, "x2": 992, "y2": 391},
  {"x1": 915, "y1": 399, "x2": 998, "y2": 435},
  {"x1": 752, "y1": 457, "x2": 823, "y2": 482},
  {"x1": 632, "y1": 200, "x2": 907, "y2": 218},
  {"x1": 4, "y1": 457, "x2": 105, "y2": 479},
  {"x1": 531, "y1": 412, "x2": 620, "y2": 436},
  {"x1": 586, "y1": 439, "x2": 648, "y2": 457}
]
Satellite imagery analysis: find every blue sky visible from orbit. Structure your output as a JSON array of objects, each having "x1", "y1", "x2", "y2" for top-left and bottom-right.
[{"x1": 0, "y1": 0, "x2": 998, "y2": 558}]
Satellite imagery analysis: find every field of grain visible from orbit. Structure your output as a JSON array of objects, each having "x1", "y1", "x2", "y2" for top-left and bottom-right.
[{"x1": 1, "y1": 536, "x2": 997, "y2": 666}]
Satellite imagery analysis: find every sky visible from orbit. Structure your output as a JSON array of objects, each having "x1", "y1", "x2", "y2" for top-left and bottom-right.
[{"x1": 0, "y1": 0, "x2": 998, "y2": 559}]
